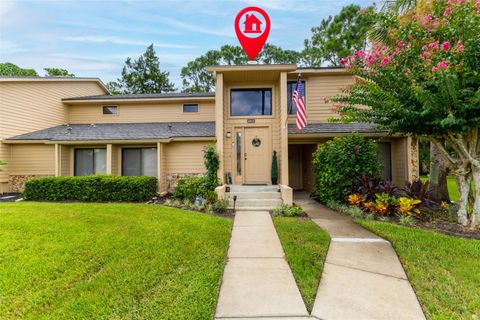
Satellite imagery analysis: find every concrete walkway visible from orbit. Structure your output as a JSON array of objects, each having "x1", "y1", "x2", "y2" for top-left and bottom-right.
[
  {"x1": 215, "y1": 210, "x2": 309, "y2": 319},
  {"x1": 295, "y1": 192, "x2": 426, "y2": 320}
]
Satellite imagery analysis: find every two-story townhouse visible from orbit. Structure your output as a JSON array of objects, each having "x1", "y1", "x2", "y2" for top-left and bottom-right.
[{"x1": 0, "y1": 65, "x2": 419, "y2": 204}]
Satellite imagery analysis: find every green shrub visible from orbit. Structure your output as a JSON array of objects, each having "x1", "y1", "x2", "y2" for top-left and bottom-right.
[
  {"x1": 23, "y1": 175, "x2": 157, "y2": 202},
  {"x1": 211, "y1": 198, "x2": 229, "y2": 213},
  {"x1": 313, "y1": 134, "x2": 381, "y2": 203},
  {"x1": 271, "y1": 150, "x2": 278, "y2": 184},
  {"x1": 203, "y1": 145, "x2": 220, "y2": 192},
  {"x1": 173, "y1": 176, "x2": 207, "y2": 201},
  {"x1": 272, "y1": 204, "x2": 304, "y2": 217}
]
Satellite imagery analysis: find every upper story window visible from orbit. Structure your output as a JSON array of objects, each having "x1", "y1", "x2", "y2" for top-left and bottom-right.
[
  {"x1": 103, "y1": 105, "x2": 118, "y2": 115},
  {"x1": 183, "y1": 104, "x2": 198, "y2": 113},
  {"x1": 287, "y1": 80, "x2": 306, "y2": 115},
  {"x1": 230, "y1": 88, "x2": 272, "y2": 116}
]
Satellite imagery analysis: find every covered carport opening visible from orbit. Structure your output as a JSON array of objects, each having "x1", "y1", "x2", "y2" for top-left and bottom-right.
[{"x1": 287, "y1": 123, "x2": 404, "y2": 192}]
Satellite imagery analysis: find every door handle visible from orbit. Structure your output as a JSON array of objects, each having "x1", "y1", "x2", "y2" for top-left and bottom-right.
[{"x1": 244, "y1": 152, "x2": 247, "y2": 160}]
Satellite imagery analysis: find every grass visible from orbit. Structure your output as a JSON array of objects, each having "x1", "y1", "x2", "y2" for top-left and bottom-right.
[
  {"x1": 0, "y1": 202, "x2": 232, "y2": 319},
  {"x1": 357, "y1": 219, "x2": 480, "y2": 319},
  {"x1": 272, "y1": 217, "x2": 330, "y2": 311}
]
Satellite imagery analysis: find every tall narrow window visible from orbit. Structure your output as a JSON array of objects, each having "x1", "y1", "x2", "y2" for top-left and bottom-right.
[
  {"x1": 122, "y1": 148, "x2": 157, "y2": 177},
  {"x1": 287, "y1": 80, "x2": 306, "y2": 115},
  {"x1": 236, "y1": 132, "x2": 242, "y2": 176},
  {"x1": 74, "y1": 148, "x2": 106, "y2": 176},
  {"x1": 230, "y1": 88, "x2": 272, "y2": 116}
]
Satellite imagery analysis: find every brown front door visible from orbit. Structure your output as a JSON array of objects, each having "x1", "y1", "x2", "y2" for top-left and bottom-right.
[{"x1": 244, "y1": 127, "x2": 269, "y2": 184}]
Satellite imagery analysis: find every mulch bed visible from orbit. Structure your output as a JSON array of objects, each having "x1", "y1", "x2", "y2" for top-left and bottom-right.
[
  {"x1": 148, "y1": 194, "x2": 235, "y2": 219},
  {"x1": 415, "y1": 219, "x2": 480, "y2": 240}
]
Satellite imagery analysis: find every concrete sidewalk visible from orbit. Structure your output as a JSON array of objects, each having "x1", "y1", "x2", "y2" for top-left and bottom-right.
[
  {"x1": 214, "y1": 211, "x2": 309, "y2": 319},
  {"x1": 295, "y1": 192, "x2": 426, "y2": 320}
]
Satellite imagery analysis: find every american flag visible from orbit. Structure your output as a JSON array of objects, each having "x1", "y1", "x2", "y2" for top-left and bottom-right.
[{"x1": 293, "y1": 75, "x2": 307, "y2": 130}]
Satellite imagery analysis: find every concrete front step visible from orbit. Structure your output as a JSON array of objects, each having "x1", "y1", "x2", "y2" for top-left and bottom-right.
[
  {"x1": 230, "y1": 199, "x2": 283, "y2": 208},
  {"x1": 226, "y1": 192, "x2": 282, "y2": 200},
  {"x1": 228, "y1": 185, "x2": 279, "y2": 193}
]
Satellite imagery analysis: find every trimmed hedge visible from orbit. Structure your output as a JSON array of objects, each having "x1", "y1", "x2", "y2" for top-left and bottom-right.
[{"x1": 23, "y1": 175, "x2": 157, "y2": 202}]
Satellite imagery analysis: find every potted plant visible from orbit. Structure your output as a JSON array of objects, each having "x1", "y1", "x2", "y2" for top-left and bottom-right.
[{"x1": 271, "y1": 150, "x2": 278, "y2": 185}]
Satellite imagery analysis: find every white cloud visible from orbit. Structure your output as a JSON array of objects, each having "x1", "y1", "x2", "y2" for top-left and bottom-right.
[
  {"x1": 241, "y1": 0, "x2": 334, "y2": 12},
  {"x1": 63, "y1": 35, "x2": 195, "y2": 49},
  {"x1": 157, "y1": 16, "x2": 234, "y2": 38}
]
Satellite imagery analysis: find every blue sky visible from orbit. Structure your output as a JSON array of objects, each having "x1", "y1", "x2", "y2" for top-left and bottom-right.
[{"x1": 0, "y1": 0, "x2": 374, "y2": 88}]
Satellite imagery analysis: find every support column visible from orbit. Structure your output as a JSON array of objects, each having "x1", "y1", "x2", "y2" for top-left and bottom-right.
[
  {"x1": 406, "y1": 136, "x2": 419, "y2": 182},
  {"x1": 279, "y1": 72, "x2": 289, "y2": 186},
  {"x1": 106, "y1": 144, "x2": 113, "y2": 174},
  {"x1": 215, "y1": 72, "x2": 225, "y2": 184},
  {"x1": 157, "y1": 142, "x2": 165, "y2": 193},
  {"x1": 54, "y1": 144, "x2": 61, "y2": 177}
]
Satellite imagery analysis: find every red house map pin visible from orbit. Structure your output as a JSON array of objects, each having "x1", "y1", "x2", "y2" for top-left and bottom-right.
[{"x1": 234, "y1": 7, "x2": 270, "y2": 60}]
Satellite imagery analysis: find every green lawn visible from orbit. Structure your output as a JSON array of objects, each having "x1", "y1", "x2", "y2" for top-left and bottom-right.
[
  {"x1": 272, "y1": 217, "x2": 330, "y2": 311},
  {"x1": 357, "y1": 220, "x2": 480, "y2": 319},
  {"x1": 0, "y1": 202, "x2": 232, "y2": 319}
]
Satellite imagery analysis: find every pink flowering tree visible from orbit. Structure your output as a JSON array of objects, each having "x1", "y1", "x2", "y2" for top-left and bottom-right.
[{"x1": 332, "y1": 0, "x2": 480, "y2": 227}]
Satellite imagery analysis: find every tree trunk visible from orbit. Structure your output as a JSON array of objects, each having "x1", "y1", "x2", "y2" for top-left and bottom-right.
[
  {"x1": 427, "y1": 143, "x2": 450, "y2": 202},
  {"x1": 471, "y1": 164, "x2": 480, "y2": 227},
  {"x1": 455, "y1": 172, "x2": 472, "y2": 226}
]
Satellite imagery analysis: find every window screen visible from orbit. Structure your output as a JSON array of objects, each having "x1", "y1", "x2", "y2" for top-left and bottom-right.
[
  {"x1": 122, "y1": 148, "x2": 157, "y2": 177},
  {"x1": 74, "y1": 148, "x2": 106, "y2": 176}
]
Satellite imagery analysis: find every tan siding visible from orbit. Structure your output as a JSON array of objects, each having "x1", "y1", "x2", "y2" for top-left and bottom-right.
[
  {"x1": 68, "y1": 102, "x2": 215, "y2": 124},
  {"x1": 60, "y1": 145, "x2": 72, "y2": 176},
  {"x1": 0, "y1": 81, "x2": 106, "y2": 184},
  {"x1": 165, "y1": 141, "x2": 207, "y2": 174},
  {"x1": 111, "y1": 145, "x2": 120, "y2": 175},
  {"x1": 287, "y1": 74, "x2": 354, "y2": 123},
  {"x1": 10, "y1": 144, "x2": 55, "y2": 175},
  {"x1": 222, "y1": 81, "x2": 282, "y2": 184},
  {"x1": 391, "y1": 138, "x2": 408, "y2": 186}
]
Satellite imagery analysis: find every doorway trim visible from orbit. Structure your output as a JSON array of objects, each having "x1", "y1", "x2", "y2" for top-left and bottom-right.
[{"x1": 232, "y1": 125, "x2": 272, "y2": 185}]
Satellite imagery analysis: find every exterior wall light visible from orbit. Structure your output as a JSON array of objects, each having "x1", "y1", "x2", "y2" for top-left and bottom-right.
[{"x1": 226, "y1": 131, "x2": 232, "y2": 138}]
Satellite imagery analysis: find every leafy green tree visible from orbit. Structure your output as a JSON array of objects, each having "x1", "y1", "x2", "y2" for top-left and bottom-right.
[
  {"x1": 106, "y1": 81, "x2": 123, "y2": 95},
  {"x1": 302, "y1": 5, "x2": 375, "y2": 66},
  {"x1": 332, "y1": 0, "x2": 480, "y2": 226},
  {"x1": 116, "y1": 44, "x2": 175, "y2": 94},
  {"x1": 44, "y1": 68, "x2": 74, "y2": 77},
  {"x1": 181, "y1": 44, "x2": 301, "y2": 92},
  {"x1": 0, "y1": 62, "x2": 38, "y2": 76}
]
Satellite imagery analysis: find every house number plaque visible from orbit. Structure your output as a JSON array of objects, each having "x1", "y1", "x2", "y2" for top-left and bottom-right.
[{"x1": 247, "y1": 119, "x2": 255, "y2": 123}]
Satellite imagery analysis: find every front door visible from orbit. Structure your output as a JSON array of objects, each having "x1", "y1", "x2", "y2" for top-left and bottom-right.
[{"x1": 244, "y1": 127, "x2": 269, "y2": 184}]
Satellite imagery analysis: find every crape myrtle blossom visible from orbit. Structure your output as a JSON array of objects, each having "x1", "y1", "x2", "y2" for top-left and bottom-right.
[
  {"x1": 339, "y1": 0, "x2": 477, "y2": 77},
  {"x1": 332, "y1": 0, "x2": 480, "y2": 226}
]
